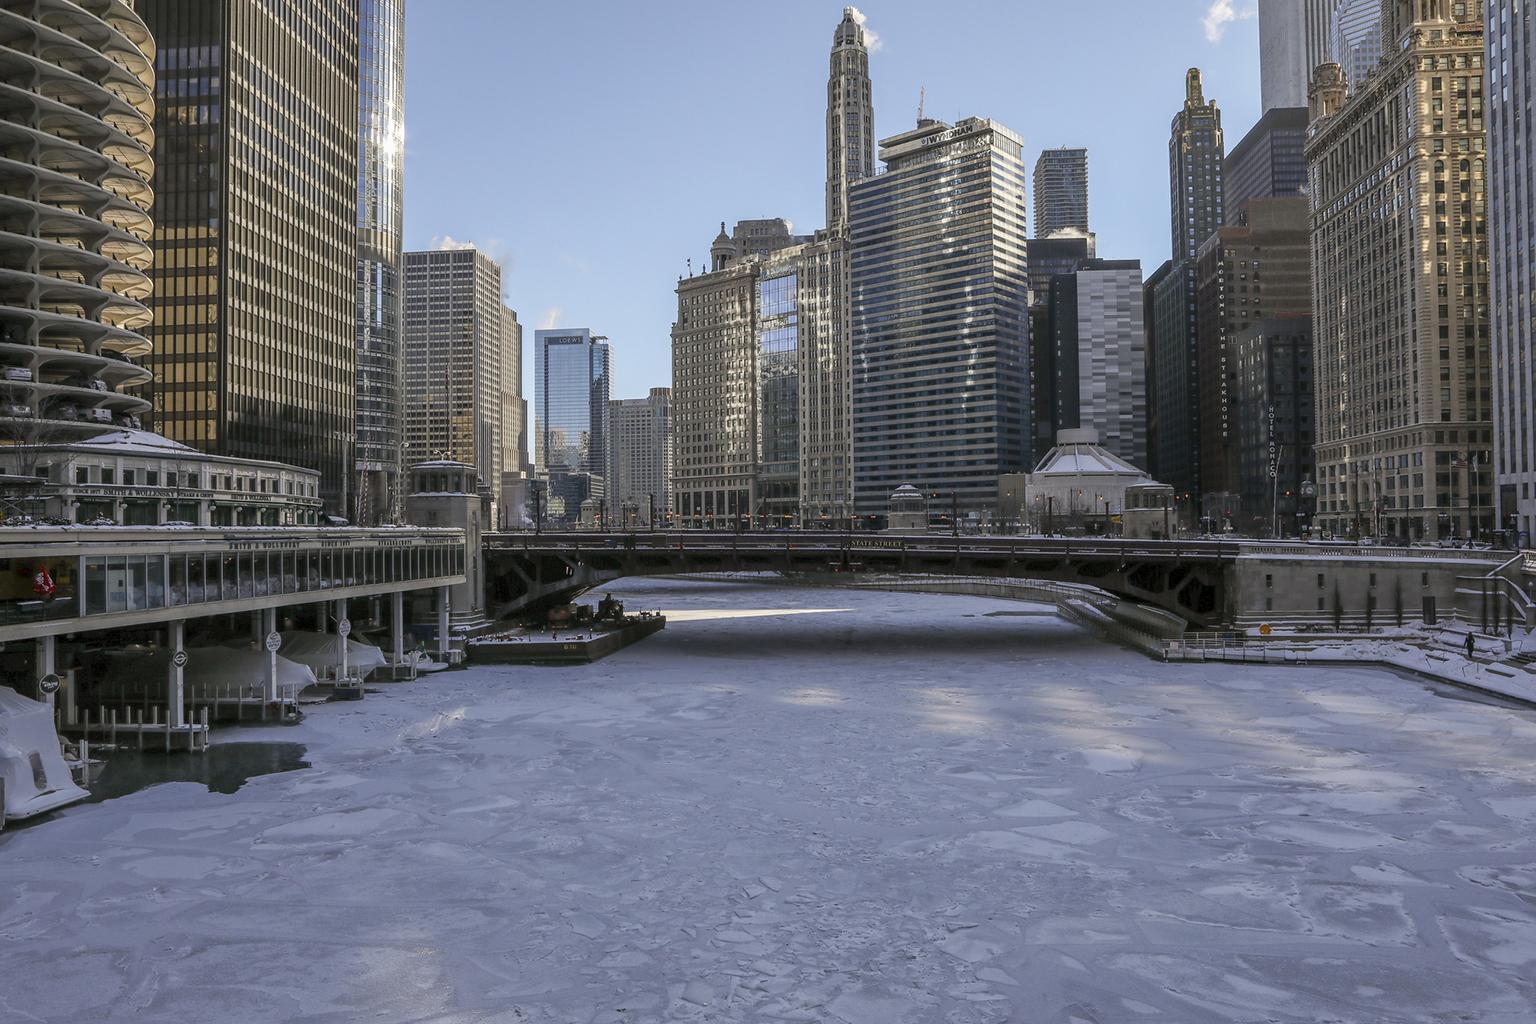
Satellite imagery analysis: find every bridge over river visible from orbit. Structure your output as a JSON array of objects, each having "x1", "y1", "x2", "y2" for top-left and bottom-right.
[{"x1": 483, "y1": 532, "x2": 1527, "y2": 632}]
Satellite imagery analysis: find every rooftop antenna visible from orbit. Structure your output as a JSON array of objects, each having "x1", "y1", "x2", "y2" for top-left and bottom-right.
[{"x1": 917, "y1": 85, "x2": 925, "y2": 123}]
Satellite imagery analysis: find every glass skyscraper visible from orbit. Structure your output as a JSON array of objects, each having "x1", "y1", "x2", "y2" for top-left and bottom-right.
[
  {"x1": 139, "y1": 0, "x2": 360, "y2": 514},
  {"x1": 354, "y1": 0, "x2": 406, "y2": 524},
  {"x1": 1329, "y1": 0, "x2": 1384, "y2": 93},
  {"x1": 535, "y1": 329, "x2": 611, "y2": 521},
  {"x1": 756, "y1": 265, "x2": 800, "y2": 521},
  {"x1": 849, "y1": 117, "x2": 1032, "y2": 518}
]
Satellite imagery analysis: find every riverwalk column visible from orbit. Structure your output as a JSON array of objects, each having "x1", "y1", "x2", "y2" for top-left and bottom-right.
[
  {"x1": 334, "y1": 599, "x2": 350, "y2": 680},
  {"x1": 391, "y1": 590, "x2": 405, "y2": 666},
  {"x1": 35, "y1": 634, "x2": 55, "y2": 710},
  {"x1": 262, "y1": 607, "x2": 279, "y2": 703},
  {"x1": 167, "y1": 620, "x2": 186, "y2": 729},
  {"x1": 437, "y1": 585, "x2": 451, "y2": 659}
]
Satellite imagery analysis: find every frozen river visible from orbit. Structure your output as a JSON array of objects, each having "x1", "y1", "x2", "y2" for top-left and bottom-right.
[{"x1": 4, "y1": 578, "x2": 1536, "y2": 1023}]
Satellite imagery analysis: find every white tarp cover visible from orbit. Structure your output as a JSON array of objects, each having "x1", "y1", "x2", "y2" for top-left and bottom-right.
[
  {"x1": 275, "y1": 632, "x2": 388, "y2": 679},
  {"x1": 107, "y1": 644, "x2": 317, "y2": 693},
  {"x1": 0, "y1": 686, "x2": 87, "y2": 820}
]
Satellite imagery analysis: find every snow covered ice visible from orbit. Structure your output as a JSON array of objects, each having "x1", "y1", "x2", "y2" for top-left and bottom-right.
[{"x1": 4, "y1": 578, "x2": 1536, "y2": 1023}]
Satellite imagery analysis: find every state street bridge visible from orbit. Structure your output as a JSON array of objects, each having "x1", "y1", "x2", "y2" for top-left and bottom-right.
[{"x1": 484, "y1": 532, "x2": 1525, "y2": 632}]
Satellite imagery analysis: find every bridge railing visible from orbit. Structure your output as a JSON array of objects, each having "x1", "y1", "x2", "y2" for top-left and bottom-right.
[{"x1": 486, "y1": 531, "x2": 1246, "y2": 561}]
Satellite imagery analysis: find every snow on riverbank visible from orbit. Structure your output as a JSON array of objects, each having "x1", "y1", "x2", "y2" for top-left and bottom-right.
[{"x1": 3, "y1": 578, "x2": 1536, "y2": 1023}]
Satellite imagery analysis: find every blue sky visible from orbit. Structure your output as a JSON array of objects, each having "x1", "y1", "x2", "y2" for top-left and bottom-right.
[{"x1": 403, "y1": 1, "x2": 1267, "y2": 401}]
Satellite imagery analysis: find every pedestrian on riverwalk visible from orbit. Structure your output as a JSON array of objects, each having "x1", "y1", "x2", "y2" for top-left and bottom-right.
[{"x1": 1466, "y1": 632, "x2": 1476, "y2": 660}]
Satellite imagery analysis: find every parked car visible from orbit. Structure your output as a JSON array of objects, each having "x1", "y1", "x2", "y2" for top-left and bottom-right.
[
  {"x1": 1, "y1": 403, "x2": 32, "y2": 418},
  {"x1": 85, "y1": 407, "x2": 113, "y2": 423},
  {"x1": 1, "y1": 367, "x2": 32, "y2": 382}
]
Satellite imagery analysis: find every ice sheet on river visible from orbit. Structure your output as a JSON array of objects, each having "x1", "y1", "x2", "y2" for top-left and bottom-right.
[{"x1": 3, "y1": 578, "x2": 1535, "y2": 1023}]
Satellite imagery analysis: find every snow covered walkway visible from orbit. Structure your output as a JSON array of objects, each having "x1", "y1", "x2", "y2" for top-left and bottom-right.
[{"x1": 3, "y1": 578, "x2": 1535, "y2": 1023}]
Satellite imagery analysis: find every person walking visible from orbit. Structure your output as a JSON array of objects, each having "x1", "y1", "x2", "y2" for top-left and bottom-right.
[{"x1": 1465, "y1": 632, "x2": 1477, "y2": 660}]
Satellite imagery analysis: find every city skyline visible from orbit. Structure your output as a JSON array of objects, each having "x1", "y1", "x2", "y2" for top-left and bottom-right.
[{"x1": 403, "y1": 1, "x2": 1270, "y2": 400}]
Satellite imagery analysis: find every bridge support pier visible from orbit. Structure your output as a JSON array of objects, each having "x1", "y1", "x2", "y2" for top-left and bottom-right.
[{"x1": 437, "y1": 585, "x2": 451, "y2": 659}]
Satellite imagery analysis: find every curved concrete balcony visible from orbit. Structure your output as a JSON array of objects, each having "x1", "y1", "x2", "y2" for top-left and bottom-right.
[{"x1": 0, "y1": 0, "x2": 153, "y2": 436}]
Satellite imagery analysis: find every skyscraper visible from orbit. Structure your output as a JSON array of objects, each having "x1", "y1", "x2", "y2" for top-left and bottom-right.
[
  {"x1": 1223, "y1": 106, "x2": 1309, "y2": 226},
  {"x1": 1033, "y1": 148, "x2": 1089, "y2": 237},
  {"x1": 825, "y1": 6, "x2": 874, "y2": 232},
  {"x1": 1330, "y1": 0, "x2": 1384, "y2": 93},
  {"x1": 672, "y1": 251, "x2": 761, "y2": 528},
  {"x1": 1147, "y1": 69, "x2": 1224, "y2": 506},
  {"x1": 402, "y1": 248, "x2": 519, "y2": 520},
  {"x1": 1233, "y1": 316, "x2": 1315, "y2": 536},
  {"x1": 1170, "y1": 69, "x2": 1226, "y2": 262},
  {"x1": 1044, "y1": 260, "x2": 1148, "y2": 469},
  {"x1": 1308, "y1": 2, "x2": 1489, "y2": 541},
  {"x1": 1258, "y1": 0, "x2": 1335, "y2": 111},
  {"x1": 1028, "y1": 233, "x2": 1096, "y2": 454},
  {"x1": 849, "y1": 117, "x2": 1032, "y2": 517},
  {"x1": 0, "y1": 0, "x2": 155, "y2": 450},
  {"x1": 354, "y1": 0, "x2": 407, "y2": 525},
  {"x1": 608, "y1": 389, "x2": 671, "y2": 527},
  {"x1": 1146, "y1": 260, "x2": 1198, "y2": 498},
  {"x1": 534, "y1": 328, "x2": 611, "y2": 522},
  {"x1": 1194, "y1": 197, "x2": 1312, "y2": 518},
  {"x1": 1489, "y1": 0, "x2": 1533, "y2": 539},
  {"x1": 139, "y1": 0, "x2": 359, "y2": 513}
]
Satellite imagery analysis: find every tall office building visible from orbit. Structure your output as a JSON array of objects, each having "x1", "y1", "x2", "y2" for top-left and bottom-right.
[
  {"x1": 849, "y1": 117, "x2": 1032, "y2": 517},
  {"x1": 672, "y1": 251, "x2": 760, "y2": 527},
  {"x1": 1146, "y1": 69, "x2": 1224, "y2": 506},
  {"x1": 139, "y1": 0, "x2": 359, "y2": 513},
  {"x1": 1489, "y1": 0, "x2": 1534, "y2": 539},
  {"x1": 794, "y1": 232, "x2": 854, "y2": 524},
  {"x1": 1033, "y1": 148, "x2": 1089, "y2": 237},
  {"x1": 1170, "y1": 69, "x2": 1226, "y2": 262},
  {"x1": 1028, "y1": 234, "x2": 1096, "y2": 453},
  {"x1": 825, "y1": 6, "x2": 874, "y2": 232},
  {"x1": 1308, "y1": 2, "x2": 1489, "y2": 540},
  {"x1": 1194, "y1": 197, "x2": 1312, "y2": 516},
  {"x1": 0, "y1": 0, "x2": 155, "y2": 449},
  {"x1": 353, "y1": 0, "x2": 406, "y2": 525},
  {"x1": 1223, "y1": 106, "x2": 1309, "y2": 226},
  {"x1": 402, "y1": 248, "x2": 520, "y2": 520},
  {"x1": 1258, "y1": 0, "x2": 1335, "y2": 112},
  {"x1": 1330, "y1": 0, "x2": 1384, "y2": 92},
  {"x1": 1044, "y1": 260, "x2": 1148, "y2": 469},
  {"x1": 534, "y1": 328, "x2": 611, "y2": 522},
  {"x1": 1146, "y1": 260, "x2": 1198, "y2": 498},
  {"x1": 673, "y1": 220, "x2": 842, "y2": 527},
  {"x1": 1233, "y1": 316, "x2": 1315, "y2": 536},
  {"x1": 608, "y1": 389, "x2": 671, "y2": 526}
]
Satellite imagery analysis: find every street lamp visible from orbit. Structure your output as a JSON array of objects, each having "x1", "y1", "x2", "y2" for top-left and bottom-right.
[{"x1": 1299, "y1": 476, "x2": 1315, "y2": 540}]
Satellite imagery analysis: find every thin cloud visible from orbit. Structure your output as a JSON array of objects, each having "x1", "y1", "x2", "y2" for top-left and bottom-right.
[
  {"x1": 430, "y1": 235, "x2": 512, "y2": 269},
  {"x1": 538, "y1": 307, "x2": 562, "y2": 331},
  {"x1": 848, "y1": 6, "x2": 882, "y2": 51},
  {"x1": 1203, "y1": 0, "x2": 1255, "y2": 43}
]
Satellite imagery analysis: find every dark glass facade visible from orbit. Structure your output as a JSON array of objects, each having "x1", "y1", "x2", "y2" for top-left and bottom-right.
[
  {"x1": 1146, "y1": 258, "x2": 1200, "y2": 501},
  {"x1": 1233, "y1": 317, "x2": 1315, "y2": 537},
  {"x1": 140, "y1": 0, "x2": 360, "y2": 514},
  {"x1": 1223, "y1": 106, "x2": 1309, "y2": 227}
]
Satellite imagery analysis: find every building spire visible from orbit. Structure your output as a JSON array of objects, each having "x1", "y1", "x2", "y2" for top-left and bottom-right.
[
  {"x1": 1186, "y1": 67, "x2": 1205, "y2": 107},
  {"x1": 826, "y1": 7, "x2": 875, "y2": 231}
]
